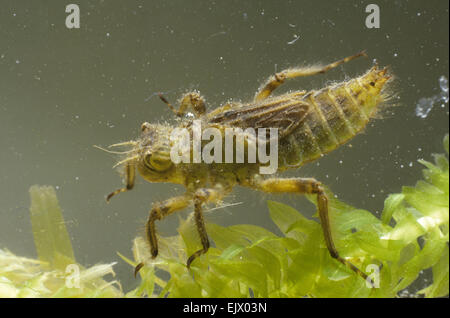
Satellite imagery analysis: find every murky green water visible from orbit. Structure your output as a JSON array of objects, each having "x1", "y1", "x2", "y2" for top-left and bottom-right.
[{"x1": 0, "y1": 0, "x2": 448, "y2": 295}]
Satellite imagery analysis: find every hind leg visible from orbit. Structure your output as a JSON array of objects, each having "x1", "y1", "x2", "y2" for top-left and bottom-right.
[
  {"x1": 254, "y1": 51, "x2": 367, "y2": 101},
  {"x1": 249, "y1": 176, "x2": 373, "y2": 287}
]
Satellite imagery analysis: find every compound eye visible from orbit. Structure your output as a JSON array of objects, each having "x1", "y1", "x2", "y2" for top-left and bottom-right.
[{"x1": 144, "y1": 151, "x2": 173, "y2": 172}]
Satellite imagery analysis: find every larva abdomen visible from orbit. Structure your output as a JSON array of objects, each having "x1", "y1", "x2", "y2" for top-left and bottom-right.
[{"x1": 280, "y1": 65, "x2": 391, "y2": 169}]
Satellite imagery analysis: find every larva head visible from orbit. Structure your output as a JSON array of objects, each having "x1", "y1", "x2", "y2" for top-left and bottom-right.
[
  {"x1": 137, "y1": 122, "x2": 178, "y2": 183},
  {"x1": 356, "y1": 65, "x2": 393, "y2": 117}
]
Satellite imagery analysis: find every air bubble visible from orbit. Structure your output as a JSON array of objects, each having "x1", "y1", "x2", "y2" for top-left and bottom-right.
[
  {"x1": 416, "y1": 76, "x2": 449, "y2": 118},
  {"x1": 416, "y1": 97, "x2": 435, "y2": 118},
  {"x1": 439, "y1": 75, "x2": 448, "y2": 94}
]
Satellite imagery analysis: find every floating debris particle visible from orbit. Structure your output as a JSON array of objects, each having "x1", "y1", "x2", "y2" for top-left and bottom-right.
[{"x1": 287, "y1": 34, "x2": 301, "y2": 45}]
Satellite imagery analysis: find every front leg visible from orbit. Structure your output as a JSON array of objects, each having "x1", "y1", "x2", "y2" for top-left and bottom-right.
[
  {"x1": 158, "y1": 91, "x2": 206, "y2": 118},
  {"x1": 250, "y1": 176, "x2": 373, "y2": 286},
  {"x1": 106, "y1": 162, "x2": 135, "y2": 202},
  {"x1": 178, "y1": 91, "x2": 206, "y2": 117},
  {"x1": 135, "y1": 194, "x2": 192, "y2": 276},
  {"x1": 136, "y1": 187, "x2": 225, "y2": 275}
]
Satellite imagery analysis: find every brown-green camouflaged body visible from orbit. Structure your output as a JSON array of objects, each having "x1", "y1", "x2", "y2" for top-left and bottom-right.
[
  {"x1": 277, "y1": 65, "x2": 391, "y2": 169},
  {"x1": 130, "y1": 65, "x2": 391, "y2": 192},
  {"x1": 205, "y1": 65, "x2": 391, "y2": 173},
  {"x1": 104, "y1": 53, "x2": 392, "y2": 283}
]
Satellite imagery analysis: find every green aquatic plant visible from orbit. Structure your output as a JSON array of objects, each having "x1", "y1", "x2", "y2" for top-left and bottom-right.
[
  {"x1": 0, "y1": 186, "x2": 123, "y2": 297},
  {"x1": 0, "y1": 136, "x2": 448, "y2": 298},
  {"x1": 124, "y1": 134, "x2": 449, "y2": 298}
]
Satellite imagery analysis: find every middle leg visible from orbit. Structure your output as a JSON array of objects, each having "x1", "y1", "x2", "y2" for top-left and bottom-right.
[{"x1": 187, "y1": 187, "x2": 224, "y2": 268}]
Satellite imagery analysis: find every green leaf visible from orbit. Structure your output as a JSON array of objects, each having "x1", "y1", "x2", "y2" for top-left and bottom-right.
[
  {"x1": 211, "y1": 261, "x2": 268, "y2": 297},
  {"x1": 207, "y1": 223, "x2": 252, "y2": 250},
  {"x1": 381, "y1": 194, "x2": 405, "y2": 225},
  {"x1": 244, "y1": 245, "x2": 282, "y2": 290},
  {"x1": 219, "y1": 244, "x2": 245, "y2": 260},
  {"x1": 418, "y1": 245, "x2": 449, "y2": 298},
  {"x1": 29, "y1": 185, "x2": 75, "y2": 270}
]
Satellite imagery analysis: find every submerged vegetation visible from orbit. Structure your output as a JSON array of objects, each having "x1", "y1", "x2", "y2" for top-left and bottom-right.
[
  {"x1": 0, "y1": 135, "x2": 448, "y2": 298},
  {"x1": 0, "y1": 186, "x2": 122, "y2": 298}
]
